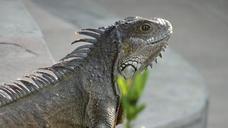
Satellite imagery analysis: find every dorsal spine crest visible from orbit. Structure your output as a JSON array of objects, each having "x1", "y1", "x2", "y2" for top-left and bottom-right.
[{"x1": 0, "y1": 27, "x2": 106, "y2": 107}]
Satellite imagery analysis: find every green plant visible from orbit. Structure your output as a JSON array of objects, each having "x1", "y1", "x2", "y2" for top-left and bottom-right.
[{"x1": 117, "y1": 70, "x2": 149, "y2": 128}]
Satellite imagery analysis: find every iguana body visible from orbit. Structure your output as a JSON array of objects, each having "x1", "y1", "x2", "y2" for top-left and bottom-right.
[{"x1": 0, "y1": 17, "x2": 172, "y2": 128}]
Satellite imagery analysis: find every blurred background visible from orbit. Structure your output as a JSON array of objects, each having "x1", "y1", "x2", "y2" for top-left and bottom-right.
[{"x1": 20, "y1": 0, "x2": 228, "y2": 127}]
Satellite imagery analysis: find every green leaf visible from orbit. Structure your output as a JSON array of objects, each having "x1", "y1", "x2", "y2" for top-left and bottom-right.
[
  {"x1": 133, "y1": 70, "x2": 148, "y2": 98},
  {"x1": 127, "y1": 105, "x2": 137, "y2": 120},
  {"x1": 126, "y1": 70, "x2": 149, "y2": 104},
  {"x1": 117, "y1": 76, "x2": 129, "y2": 96},
  {"x1": 117, "y1": 70, "x2": 149, "y2": 128},
  {"x1": 135, "y1": 104, "x2": 146, "y2": 115}
]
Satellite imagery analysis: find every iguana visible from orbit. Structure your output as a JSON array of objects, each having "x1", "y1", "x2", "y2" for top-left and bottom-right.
[{"x1": 0, "y1": 16, "x2": 172, "y2": 128}]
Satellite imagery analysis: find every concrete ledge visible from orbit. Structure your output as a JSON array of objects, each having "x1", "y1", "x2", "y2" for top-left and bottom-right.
[{"x1": 0, "y1": 0, "x2": 54, "y2": 83}]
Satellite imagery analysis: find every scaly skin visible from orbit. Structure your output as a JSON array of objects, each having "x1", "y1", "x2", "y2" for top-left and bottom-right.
[{"x1": 0, "y1": 16, "x2": 172, "y2": 128}]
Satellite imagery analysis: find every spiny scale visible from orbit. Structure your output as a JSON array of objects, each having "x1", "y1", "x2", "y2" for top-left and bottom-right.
[
  {"x1": 148, "y1": 42, "x2": 168, "y2": 70},
  {"x1": 71, "y1": 38, "x2": 97, "y2": 44},
  {"x1": 81, "y1": 28, "x2": 104, "y2": 34},
  {"x1": 159, "y1": 53, "x2": 162, "y2": 58},
  {"x1": 155, "y1": 58, "x2": 158, "y2": 63}
]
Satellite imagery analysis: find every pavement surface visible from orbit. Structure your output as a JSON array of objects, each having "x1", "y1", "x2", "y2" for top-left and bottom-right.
[
  {"x1": 22, "y1": 0, "x2": 228, "y2": 127},
  {"x1": 0, "y1": 0, "x2": 54, "y2": 83}
]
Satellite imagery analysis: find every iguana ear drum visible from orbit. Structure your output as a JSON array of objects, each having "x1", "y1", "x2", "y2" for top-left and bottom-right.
[{"x1": 121, "y1": 64, "x2": 137, "y2": 79}]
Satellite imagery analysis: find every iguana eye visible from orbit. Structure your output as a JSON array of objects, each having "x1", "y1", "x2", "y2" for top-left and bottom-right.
[{"x1": 140, "y1": 23, "x2": 152, "y2": 32}]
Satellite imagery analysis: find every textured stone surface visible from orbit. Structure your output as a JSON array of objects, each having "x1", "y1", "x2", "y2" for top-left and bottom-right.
[
  {"x1": 0, "y1": 0, "x2": 41, "y2": 37},
  {"x1": 23, "y1": 0, "x2": 119, "y2": 60},
  {"x1": 0, "y1": 0, "x2": 54, "y2": 83},
  {"x1": 23, "y1": 0, "x2": 208, "y2": 128}
]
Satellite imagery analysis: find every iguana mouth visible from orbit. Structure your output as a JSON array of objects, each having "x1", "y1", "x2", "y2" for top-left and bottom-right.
[{"x1": 147, "y1": 18, "x2": 173, "y2": 43}]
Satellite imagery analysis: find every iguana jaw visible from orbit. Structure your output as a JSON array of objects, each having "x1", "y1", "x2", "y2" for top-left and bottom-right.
[{"x1": 119, "y1": 40, "x2": 168, "y2": 79}]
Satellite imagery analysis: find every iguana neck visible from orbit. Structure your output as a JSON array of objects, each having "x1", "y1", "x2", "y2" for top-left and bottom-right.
[{"x1": 80, "y1": 32, "x2": 119, "y2": 97}]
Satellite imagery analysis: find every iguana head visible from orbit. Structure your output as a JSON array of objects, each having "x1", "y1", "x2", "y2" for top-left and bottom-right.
[{"x1": 114, "y1": 16, "x2": 173, "y2": 79}]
